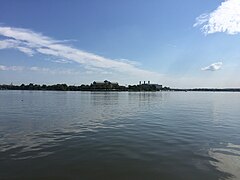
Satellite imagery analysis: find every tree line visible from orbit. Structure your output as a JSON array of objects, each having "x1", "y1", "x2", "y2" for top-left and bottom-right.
[{"x1": 0, "y1": 83, "x2": 170, "y2": 91}]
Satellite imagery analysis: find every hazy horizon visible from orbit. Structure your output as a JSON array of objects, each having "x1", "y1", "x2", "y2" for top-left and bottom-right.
[{"x1": 1, "y1": 0, "x2": 240, "y2": 88}]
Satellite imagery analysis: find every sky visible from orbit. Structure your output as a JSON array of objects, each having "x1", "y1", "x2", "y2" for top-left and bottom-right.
[{"x1": 0, "y1": 0, "x2": 240, "y2": 88}]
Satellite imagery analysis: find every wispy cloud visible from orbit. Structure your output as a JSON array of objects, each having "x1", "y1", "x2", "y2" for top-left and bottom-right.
[
  {"x1": 0, "y1": 26, "x2": 161, "y2": 80},
  {"x1": 52, "y1": 59, "x2": 72, "y2": 64},
  {"x1": 29, "y1": 66, "x2": 51, "y2": 72},
  {"x1": 0, "y1": 65, "x2": 24, "y2": 71},
  {"x1": 0, "y1": 39, "x2": 35, "y2": 56},
  {"x1": 194, "y1": 0, "x2": 240, "y2": 35},
  {"x1": 0, "y1": 64, "x2": 80, "y2": 75},
  {"x1": 16, "y1": 47, "x2": 34, "y2": 56},
  {"x1": 201, "y1": 62, "x2": 223, "y2": 71}
]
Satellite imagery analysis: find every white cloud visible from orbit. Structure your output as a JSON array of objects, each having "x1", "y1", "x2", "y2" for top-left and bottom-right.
[
  {"x1": 201, "y1": 62, "x2": 223, "y2": 71},
  {"x1": 0, "y1": 65, "x2": 9, "y2": 71},
  {"x1": 28, "y1": 66, "x2": 80, "y2": 75},
  {"x1": 17, "y1": 47, "x2": 34, "y2": 56},
  {"x1": 0, "y1": 65, "x2": 24, "y2": 71},
  {"x1": 52, "y1": 59, "x2": 72, "y2": 64},
  {"x1": 0, "y1": 39, "x2": 16, "y2": 49},
  {"x1": 0, "y1": 64, "x2": 80, "y2": 75},
  {"x1": 194, "y1": 0, "x2": 240, "y2": 35},
  {"x1": 0, "y1": 26, "x2": 162, "y2": 80},
  {"x1": 29, "y1": 66, "x2": 50, "y2": 72},
  {"x1": 0, "y1": 39, "x2": 34, "y2": 56}
]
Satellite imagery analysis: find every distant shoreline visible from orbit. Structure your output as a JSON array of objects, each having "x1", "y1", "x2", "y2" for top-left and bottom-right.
[
  {"x1": 172, "y1": 88, "x2": 240, "y2": 92},
  {"x1": 0, "y1": 83, "x2": 239, "y2": 92}
]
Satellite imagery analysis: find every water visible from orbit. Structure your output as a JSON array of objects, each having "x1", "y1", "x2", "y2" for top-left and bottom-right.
[{"x1": 0, "y1": 91, "x2": 239, "y2": 180}]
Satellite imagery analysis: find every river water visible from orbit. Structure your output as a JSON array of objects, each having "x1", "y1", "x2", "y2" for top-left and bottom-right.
[{"x1": 0, "y1": 91, "x2": 239, "y2": 180}]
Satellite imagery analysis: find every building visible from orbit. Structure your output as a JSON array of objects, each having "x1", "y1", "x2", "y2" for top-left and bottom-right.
[
  {"x1": 139, "y1": 81, "x2": 162, "y2": 90},
  {"x1": 150, "y1": 84, "x2": 163, "y2": 90},
  {"x1": 92, "y1": 80, "x2": 119, "y2": 89}
]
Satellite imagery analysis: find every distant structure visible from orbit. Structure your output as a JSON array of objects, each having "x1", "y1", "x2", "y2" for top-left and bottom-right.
[
  {"x1": 150, "y1": 84, "x2": 162, "y2": 90},
  {"x1": 91, "y1": 80, "x2": 119, "y2": 90},
  {"x1": 139, "y1": 80, "x2": 162, "y2": 90}
]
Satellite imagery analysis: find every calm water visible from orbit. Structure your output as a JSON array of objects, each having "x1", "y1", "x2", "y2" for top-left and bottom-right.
[{"x1": 0, "y1": 91, "x2": 240, "y2": 180}]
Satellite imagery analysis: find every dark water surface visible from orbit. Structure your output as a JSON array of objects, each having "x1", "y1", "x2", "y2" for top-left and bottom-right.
[{"x1": 0, "y1": 91, "x2": 240, "y2": 180}]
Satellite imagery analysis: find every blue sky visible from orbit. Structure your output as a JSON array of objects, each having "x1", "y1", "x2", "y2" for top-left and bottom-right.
[{"x1": 0, "y1": 0, "x2": 240, "y2": 88}]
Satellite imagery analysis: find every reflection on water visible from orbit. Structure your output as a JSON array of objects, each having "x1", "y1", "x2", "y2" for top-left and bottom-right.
[
  {"x1": 0, "y1": 91, "x2": 240, "y2": 179},
  {"x1": 0, "y1": 92, "x2": 165, "y2": 161},
  {"x1": 209, "y1": 143, "x2": 240, "y2": 180}
]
